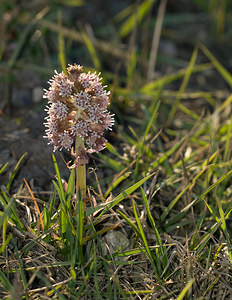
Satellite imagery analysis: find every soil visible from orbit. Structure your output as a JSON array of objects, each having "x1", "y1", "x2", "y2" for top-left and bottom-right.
[{"x1": 0, "y1": 69, "x2": 70, "y2": 192}]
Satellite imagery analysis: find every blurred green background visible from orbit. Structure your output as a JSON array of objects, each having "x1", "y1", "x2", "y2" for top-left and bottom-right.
[{"x1": 1, "y1": 0, "x2": 232, "y2": 95}]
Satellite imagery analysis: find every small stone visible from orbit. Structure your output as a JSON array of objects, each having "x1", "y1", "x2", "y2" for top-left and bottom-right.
[{"x1": 102, "y1": 231, "x2": 130, "y2": 259}]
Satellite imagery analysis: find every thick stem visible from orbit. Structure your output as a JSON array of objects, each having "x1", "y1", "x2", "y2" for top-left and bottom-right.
[{"x1": 75, "y1": 136, "x2": 86, "y2": 199}]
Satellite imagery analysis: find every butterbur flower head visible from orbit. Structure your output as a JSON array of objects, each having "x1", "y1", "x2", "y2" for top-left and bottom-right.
[{"x1": 43, "y1": 64, "x2": 114, "y2": 165}]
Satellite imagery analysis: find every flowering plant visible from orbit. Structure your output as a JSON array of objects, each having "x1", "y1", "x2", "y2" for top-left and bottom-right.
[{"x1": 43, "y1": 64, "x2": 114, "y2": 198}]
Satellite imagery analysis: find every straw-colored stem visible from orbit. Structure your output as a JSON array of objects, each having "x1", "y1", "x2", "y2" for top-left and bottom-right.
[{"x1": 75, "y1": 137, "x2": 86, "y2": 199}]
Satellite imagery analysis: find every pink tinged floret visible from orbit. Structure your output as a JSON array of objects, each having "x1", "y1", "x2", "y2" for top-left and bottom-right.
[
  {"x1": 44, "y1": 133, "x2": 60, "y2": 152},
  {"x1": 101, "y1": 112, "x2": 115, "y2": 130},
  {"x1": 48, "y1": 101, "x2": 68, "y2": 120},
  {"x1": 52, "y1": 71, "x2": 67, "y2": 86},
  {"x1": 58, "y1": 130, "x2": 73, "y2": 150},
  {"x1": 50, "y1": 138, "x2": 60, "y2": 151},
  {"x1": 87, "y1": 105, "x2": 103, "y2": 123},
  {"x1": 52, "y1": 70, "x2": 64, "y2": 83},
  {"x1": 43, "y1": 87, "x2": 59, "y2": 102},
  {"x1": 79, "y1": 73, "x2": 92, "y2": 90},
  {"x1": 91, "y1": 82, "x2": 104, "y2": 96},
  {"x1": 79, "y1": 72, "x2": 102, "y2": 90},
  {"x1": 71, "y1": 120, "x2": 89, "y2": 138},
  {"x1": 74, "y1": 91, "x2": 91, "y2": 109},
  {"x1": 43, "y1": 118, "x2": 60, "y2": 151},
  {"x1": 89, "y1": 72, "x2": 102, "y2": 82},
  {"x1": 58, "y1": 78, "x2": 73, "y2": 98},
  {"x1": 97, "y1": 92, "x2": 110, "y2": 108},
  {"x1": 44, "y1": 117, "x2": 58, "y2": 135},
  {"x1": 47, "y1": 71, "x2": 74, "y2": 98}
]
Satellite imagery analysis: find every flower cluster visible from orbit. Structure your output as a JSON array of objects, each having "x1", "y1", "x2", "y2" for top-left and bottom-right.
[{"x1": 43, "y1": 64, "x2": 114, "y2": 166}]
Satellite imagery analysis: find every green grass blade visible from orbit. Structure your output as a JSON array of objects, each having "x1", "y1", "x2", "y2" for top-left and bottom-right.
[
  {"x1": 66, "y1": 169, "x2": 75, "y2": 198},
  {"x1": 168, "y1": 47, "x2": 198, "y2": 124},
  {"x1": 0, "y1": 232, "x2": 11, "y2": 255},
  {"x1": 156, "y1": 137, "x2": 172, "y2": 175},
  {"x1": 200, "y1": 43, "x2": 232, "y2": 87},
  {"x1": 127, "y1": 48, "x2": 137, "y2": 87},
  {"x1": 179, "y1": 103, "x2": 200, "y2": 120},
  {"x1": 105, "y1": 143, "x2": 125, "y2": 160},
  {"x1": 165, "y1": 198, "x2": 199, "y2": 227},
  {"x1": 35, "y1": 271, "x2": 66, "y2": 300},
  {"x1": 119, "y1": 0, "x2": 156, "y2": 38},
  {"x1": 0, "y1": 197, "x2": 14, "y2": 229},
  {"x1": 152, "y1": 136, "x2": 186, "y2": 169},
  {"x1": 53, "y1": 181, "x2": 65, "y2": 206},
  {"x1": 160, "y1": 166, "x2": 208, "y2": 222},
  {"x1": 140, "y1": 189, "x2": 162, "y2": 247},
  {"x1": 97, "y1": 173, "x2": 154, "y2": 219},
  {"x1": 104, "y1": 171, "x2": 131, "y2": 198},
  {"x1": 132, "y1": 200, "x2": 160, "y2": 278},
  {"x1": 86, "y1": 173, "x2": 154, "y2": 218},
  {"x1": 93, "y1": 244, "x2": 101, "y2": 300},
  {"x1": 7, "y1": 152, "x2": 27, "y2": 191},
  {"x1": 88, "y1": 219, "x2": 113, "y2": 298},
  {"x1": 0, "y1": 162, "x2": 8, "y2": 174},
  {"x1": 203, "y1": 198, "x2": 220, "y2": 224},
  {"x1": 44, "y1": 189, "x2": 57, "y2": 231},
  {"x1": 195, "y1": 223, "x2": 220, "y2": 254},
  {"x1": 176, "y1": 279, "x2": 195, "y2": 300},
  {"x1": 8, "y1": 25, "x2": 33, "y2": 69},
  {"x1": 0, "y1": 270, "x2": 13, "y2": 293},
  {"x1": 141, "y1": 63, "x2": 212, "y2": 92},
  {"x1": 160, "y1": 183, "x2": 192, "y2": 223},
  {"x1": 216, "y1": 196, "x2": 226, "y2": 232},
  {"x1": 114, "y1": 3, "x2": 134, "y2": 22},
  {"x1": 201, "y1": 169, "x2": 232, "y2": 197},
  {"x1": 216, "y1": 94, "x2": 232, "y2": 114},
  {"x1": 141, "y1": 188, "x2": 169, "y2": 273},
  {"x1": 55, "y1": 0, "x2": 84, "y2": 6},
  {"x1": 1, "y1": 214, "x2": 8, "y2": 254},
  {"x1": 223, "y1": 114, "x2": 232, "y2": 161},
  {"x1": 53, "y1": 181, "x2": 75, "y2": 235},
  {"x1": 58, "y1": 10, "x2": 66, "y2": 73},
  {"x1": 52, "y1": 154, "x2": 66, "y2": 201},
  {"x1": 0, "y1": 192, "x2": 24, "y2": 230},
  {"x1": 81, "y1": 29, "x2": 101, "y2": 70},
  {"x1": 97, "y1": 153, "x2": 124, "y2": 172},
  {"x1": 208, "y1": 195, "x2": 232, "y2": 259},
  {"x1": 118, "y1": 210, "x2": 141, "y2": 237},
  {"x1": 16, "y1": 250, "x2": 28, "y2": 292},
  {"x1": 48, "y1": 189, "x2": 57, "y2": 221},
  {"x1": 114, "y1": 244, "x2": 174, "y2": 258},
  {"x1": 143, "y1": 100, "x2": 160, "y2": 145}
]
